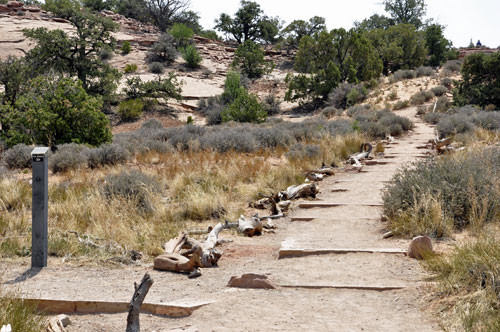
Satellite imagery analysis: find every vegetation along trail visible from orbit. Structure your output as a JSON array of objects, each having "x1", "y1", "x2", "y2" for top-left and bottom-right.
[{"x1": 0, "y1": 106, "x2": 441, "y2": 331}]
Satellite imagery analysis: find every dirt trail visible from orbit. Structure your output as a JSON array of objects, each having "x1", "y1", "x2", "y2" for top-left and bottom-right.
[{"x1": 1, "y1": 106, "x2": 441, "y2": 331}]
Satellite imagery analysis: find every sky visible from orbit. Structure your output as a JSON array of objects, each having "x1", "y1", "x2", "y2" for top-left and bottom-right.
[{"x1": 189, "y1": 0, "x2": 500, "y2": 48}]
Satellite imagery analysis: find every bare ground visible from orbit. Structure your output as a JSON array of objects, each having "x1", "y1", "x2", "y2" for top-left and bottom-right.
[{"x1": 1, "y1": 106, "x2": 443, "y2": 331}]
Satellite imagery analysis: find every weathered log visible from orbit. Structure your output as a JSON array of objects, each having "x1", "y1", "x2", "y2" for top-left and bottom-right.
[
  {"x1": 278, "y1": 200, "x2": 291, "y2": 211},
  {"x1": 126, "y1": 273, "x2": 153, "y2": 332},
  {"x1": 237, "y1": 215, "x2": 263, "y2": 237},
  {"x1": 348, "y1": 143, "x2": 373, "y2": 165},
  {"x1": 306, "y1": 173, "x2": 324, "y2": 181},
  {"x1": 249, "y1": 197, "x2": 271, "y2": 209},
  {"x1": 304, "y1": 167, "x2": 335, "y2": 176},
  {"x1": 282, "y1": 183, "x2": 319, "y2": 200},
  {"x1": 270, "y1": 198, "x2": 282, "y2": 216},
  {"x1": 164, "y1": 232, "x2": 187, "y2": 254},
  {"x1": 185, "y1": 222, "x2": 224, "y2": 267}
]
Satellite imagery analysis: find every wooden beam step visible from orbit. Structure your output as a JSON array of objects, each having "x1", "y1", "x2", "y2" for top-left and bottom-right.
[
  {"x1": 279, "y1": 248, "x2": 406, "y2": 259},
  {"x1": 298, "y1": 202, "x2": 383, "y2": 209},
  {"x1": 279, "y1": 284, "x2": 406, "y2": 291},
  {"x1": 331, "y1": 188, "x2": 348, "y2": 192},
  {"x1": 18, "y1": 298, "x2": 213, "y2": 317},
  {"x1": 334, "y1": 180, "x2": 389, "y2": 183}
]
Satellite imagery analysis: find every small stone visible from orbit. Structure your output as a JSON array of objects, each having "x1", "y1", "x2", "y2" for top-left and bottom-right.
[
  {"x1": 380, "y1": 215, "x2": 388, "y2": 222},
  {"x1": 52, "y1": 17, "x2": 69, "y2": 23},
  {"x1": 57, "y1": 314, "x2": 71, "y2": 327},
  {"x1": 227, "y1": 273, "x2": 276, "y2": 289},
  {"x1": 408, "y1": 235, "x2": 433, "y2": 260},
  {"x1": 383, "y1": 231, "x2": 394, "y2": 239}
]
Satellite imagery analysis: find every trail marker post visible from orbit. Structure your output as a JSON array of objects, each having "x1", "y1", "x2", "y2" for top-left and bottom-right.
[{"x1": 31, "y1": 147, "x2": 49, "y2": 268}]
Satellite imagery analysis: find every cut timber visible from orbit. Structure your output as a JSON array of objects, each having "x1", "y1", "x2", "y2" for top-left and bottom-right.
[
  {"x1": 279, "y1": 247, "x2": 406, "y2": 259},
  {"x1": 279, "y1": 284, "x2": 406, "y2": 291},
  {"x1": 364, "y1": 160, "x2": 392, "y2": 166},
  {"x1": 237, "y1": 215, "x2": 263, "y2": 237},
  {"x1": 331, "y1": 188, "x2": 348, "y2": 192},
  {"x1": 18, "y1": 298, "x2": 212, "y2": 318},
  {"x1": 298, "y1": 202, "x2": 383, "y2": 208},
  {"x1": 290, "y1": 217, "x2": 315, "y2": 222}
]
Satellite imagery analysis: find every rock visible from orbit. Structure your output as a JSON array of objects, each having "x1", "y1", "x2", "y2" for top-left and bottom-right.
[
  {"x1": 138, "y1": 39, "x2": 155, "y2": 47},
  {"x1": 26, "y1": 6, "x2": 40, "y2": 12},
  {"x1": 408, "y1": 235, "x2": 433, "y2": 260},
  {"x1": 7, "y1": 1, "x2": 23, "y2": 8},
  {"x1": 227, "y1": 273, "x2": 276, "y2": 289},
  {"x1": 0, "y1": 5, "x2": 13, "y2": 12},
  {"x1": 382, "y1": 231, "x2": 394, "y2": 239},
  {"x1": 52, "y1": 17, "x2": 69, "y2": 23}
]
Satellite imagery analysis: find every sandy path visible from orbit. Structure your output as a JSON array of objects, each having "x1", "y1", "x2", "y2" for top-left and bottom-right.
[{"x1": 1, "y1": 106, "x2": 441, "y2": 331}]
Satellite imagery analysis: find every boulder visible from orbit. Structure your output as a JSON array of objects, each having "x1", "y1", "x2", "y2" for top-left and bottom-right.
[
  {"x1": 408, "y1": 235, "x2": 433, "y2": 260},
  {"x1": 52, "y1": 17, "x2": 69, "y2": 23},
  {"x1": 26, "y1": 6, "x2": 40, "y2": 12},
  {"x1": 0, "y1": 5, "x2": 13, "y2": 12},
  {"x1": 7, "y1": 1, "x2": 23, "y2": 8},
  {"x1": 227, "y1": 273, "x2": 276, "y2": 289}
]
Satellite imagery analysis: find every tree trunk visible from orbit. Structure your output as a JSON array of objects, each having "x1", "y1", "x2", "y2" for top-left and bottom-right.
[{"x1": 126, "y1": 273, "x2": 154, "y2": 332}]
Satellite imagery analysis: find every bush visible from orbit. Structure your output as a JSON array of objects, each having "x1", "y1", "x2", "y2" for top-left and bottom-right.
[
  {"x1": 232, "y1": 40, "x2": 272, "y2": 79},
  {"x1": 99, "y1": 47, "x2": 113, "y2": 60},
  {"x1": 411, "y1": 90, "x2": 434, "y2": 105},
  {"x1": 328, "y1": 83, "x2": 367, "y2": 109},
  {"x1": 346, "y1": 104, "x2": 371, "y2": 117},
  {"x1": 383, "y1": 147, "x2": 500, "y2": 236},
  {"x1": 2, "y1": 76, "x2": 111, "y2": 147},
  {"x1": 431, "y1": 85, "x2": 448, "y2": 97},
  {"x1": 201, "y1": 129, "x2": 257, "y2": 153},
  {"x1": 50, "y1": 143, "x2": 89, "y2": 173},
  {"x1": 149, "y1": 62, "x2": 164, "y2": 74},
  {"x1": 322, "y1": 106, "x2": 341, "y2": 118},
  {"x1": 169, "y1": 23, "x2": 194, "y2": 49},
  {"x1": 393, "y1": 100, "x2": 409, "y2": 110},
  {"x1": 124, "y1": 75, "x2": 182, "y2": 101},
  {"x1": 355, "y1": 110, "x2": 413, "y2": 138},
  {"x1": 222, "y1": 91, "x2": 267, "y2": 124},
  {"x1": 3, "y1": 144, "x2": 32, "y2": 169},
  {"x1": 387, "y1": 90, "x2": 398, "y2": 101},
  {"x1": 286, "y1": 143, "x2": 321, "y2": 161},
  {"x1": 435, "y1": 96, "x2": 452, "y2": 112},
  {"x1": 443, "y1": 59, "x2": 462, "y2": 73},
  {"x1": 440, "y1": 77, "x2": 453, "y2": 88},
  {"x1": 124, "y1": 63, "x2": 138, "y2": 73},
  {"x1": 423, "y1": 112, "x2": 443, "y2": 124},
  {"x1": 262, "y1": 95, "x2": 281, "y2": 115},
  {"x1": 146, "y1": 33, "x2": 177, "y2": 64},
  {"x1": 121, "y1": 41, "x2": 131, "y2": 55},
  {"x1": 182, "y1": 45, "x2": 202, "y2": 68},
  {"x1": 221, "y1": 71, "x2": 244, "y2": 105},
  {"x1": 416, "y1": 66, "x2": 435, "y2": 77},
  {"x1": 416, "y1": 105, "x2": 428, "y2": 115},
  {"x1": 118, "y1": 99, "x2": 144, "y2": 122},
  {"x1": 0, "y1": 285, "x2": 48, "y2": 332},
  {"x1": 86, "y1": 143, "x2": 129, "y2": 168},
  {"x1": 102, "y1": 170, "x2": 160, "y2": 213},
  {"x1": 390, "y1": 69, "x2": 416, "y2": 83},
  {"x1": 437, "y1": 113, "x2": 475, "y2": 138}
]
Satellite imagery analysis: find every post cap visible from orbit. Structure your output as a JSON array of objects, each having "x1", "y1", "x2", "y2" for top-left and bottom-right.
[{"x1": 31, "y1": 147, "x2": 50, "y2": 156}]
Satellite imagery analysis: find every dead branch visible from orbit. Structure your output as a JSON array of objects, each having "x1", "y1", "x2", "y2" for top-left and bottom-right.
[
  {"x1": 348, "y1": 143, "x2": 373, "y2": 165},
  {"x1": 126, "y1": 273, "x2": 153, "y2": 332},
  {"x1": 282, "y1": 183, "x2": 319, "y2": 200},
  {"x1": 237, "y1": 215, "x2": 263, "y2": 237}
]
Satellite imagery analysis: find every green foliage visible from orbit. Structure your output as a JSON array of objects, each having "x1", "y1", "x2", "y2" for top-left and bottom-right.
[
  {"x1": 50, "y1": 143, "x2": 89, "y2": 173},
  {"x1": 23, "y1": 8, "x2": 121, "y2": 97},
  {"x1": 2, "y1": 144, "x2": 33, "y2": 169},
  {"x1": 454, "y1": 52, "x2": 500, "y2": 108},
  {"x1": 118, "y1": 99, "x2": 144, "y2": 121},
  {"x1": 232, "y1": 40, "x2": 273, "y2": 78},
  {"x1": 1, "y1": 76, "x2": 111, "y2": 147},
  {"x1": 115, "y1": 0, "x2": 149, "y2": 23},
  {"x1": 198, "y1": 30, "x2": 220, "y2": 41},
  {"x1": 124, "y1": 74, "x2": 183, "y2": 101},
  {"x1": 425, "y1": 24, "x2": 452, "y2": 67},
  {"x1": 221, "y1": 71, "x2": 244, "y2": 104},
  {"x1": 147, "y1": 33, "x2": 177, "y2": 64},
  {"x1": 365, "y1": 24, "x2": 427, "y2": 74},
  {"x1": 383, "y1": 0, "x2": 427, "y2": 28},
  {"x1": 221, "y1": 90, "x2": 266, "y2": 124},
  {"x1": 0, "y1": 286, "x2": 48, "y2": 332},
  {"x1": 0, "y1": 56, "x2": 28, "y2": 105},
  {"x1": 149, "y1": 62, "x2": 164, "y2": 74},
  {"x1": 215, "y1": 0, "x2": 279, "y2": 44},
  {"x1": 121, "y1": 41, "x2": 132, "y2": 54},
  {"x1": 169, "y1": 23, "x2": 194, "y2": 49},
  {"x1": 42, "y1": 0, "x2": 80, "y2": 19},
  {"x1": 124, "y1": 63, "x2": 138, "y2": 73},
  {"x1": 86, "y1": 143, "x2": 129, "y2": 168},
  {"x1": 281, "y1": 16, "x2": 326, "y2": 52},
  {"x1": 142, "y1": 0, "x2": 192, "y2": 32},
  {"x1": 182, "y1": 45, "x2": 202, "y2": 68},
  {"x1": 82, "y1": 0, "x2": 116, "y2": 12},
  {"x1": 354, "y1": 14, "x2": 393, "y2": 31}
]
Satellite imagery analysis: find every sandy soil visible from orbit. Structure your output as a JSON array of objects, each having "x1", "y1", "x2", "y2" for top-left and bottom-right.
[{"x1": 1, "y1": 105, "x2": 443, "y2": 331}]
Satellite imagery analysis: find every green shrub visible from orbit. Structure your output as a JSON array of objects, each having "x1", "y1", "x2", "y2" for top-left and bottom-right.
[
  {"x1": 182, "y1": 45, "x2": 202, "y2": 68},
  {"x1": 124, "y1": 75, "x2": 182, "y2": 101},
  {"x1": 355, "y1": 110, "x2": 413, "y2": 138},
  {"x1": 437, "y1": 113, "x2": 474, "y2": 138},
  {"x1": 3, "y1": 144, "x2": 32, "y2": 169},
  {"x1": 124, "y1": 63, "x2": 138, "y2": 73},
  {"x1": 121, "y1": 41, "x2": 131, "y2": 55},
  {"x1": 50, "y1": 143, "x2": 89, "y2": 173},
  {"x1": 147, "y1": 33, "x2": 177, "y2": 64},
  {"x1": 443, "y1": 59, "x2": 462, "y2": 73},
  {"x1": 441, "y1": 77, "x2": 453, "y2": 88},
  {"x1": 411, "y1": 90, "x2": 434, "y2": 105},
  {"x1": 0, "y1": 285, "x2": 48, "y2": 332},
  {"x1": 99, "y1": 47, "x2": 113, "y2": 60},
  {"x1": 262, "y1": 94, "x2": 281, "y2": 115},
  {"x1": 328, "y1": 83, "x2": 367, "y2": 109},
  {"x1": 423, "y1": 112, "x2": 443, "y2": 124},
  {"x1": 221, "y1": 71, "x2": 244, "y2": 104},
  {"x1": 149, "y1": 62, "x2": 164, "y2": 74},
  {"x1": 286, "y1": 143, "x2": 321, "y2": 161},
  {"x1": 232, "y1": 40, "x2": 273, "y2": 79},
  {"x1": 2, "y1": 76, "x2": 111, "y2": 147},
  {"x1": 389, "y1": 69, "x2": 416, "y2": 83},
  {"x1": 118, "y1": 99, "x2": 144, "y2": 122},
  {"x1": 322, "y1": 106, "x2": 342, "y2": 118},
  {"x1": 222, "y1": 91, "x2": 267, "y2": 124},
  {"x1": 169, "y1": 23, "x2": 194, "y2": 49},
  {"x1": 415, "y1": 66, "x2": 434, "y2": 77}
]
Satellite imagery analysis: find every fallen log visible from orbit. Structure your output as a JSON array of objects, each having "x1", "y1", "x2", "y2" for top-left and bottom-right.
[
  {"x1": 348, "y1": 142, "x2": 373, "y2": 166},
  {"x1": 237, "y1": 215, "x2": 263, "y2": 237},
  {"x1": 304, "y1": 167, "x2": 335, "y2": 176},
  {"x1": 281, "y1": 183, "x2": 319, "y2": 200},
  {"x1": 126, "y1": 273, "x2": 153, "y2": 332}
]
